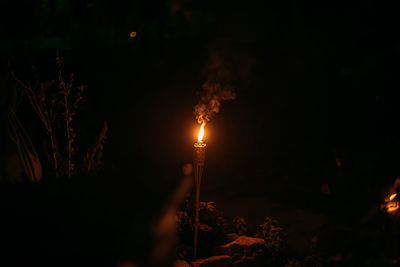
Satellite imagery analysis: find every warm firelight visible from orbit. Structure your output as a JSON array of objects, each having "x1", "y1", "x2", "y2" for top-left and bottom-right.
[
  {"x1": 197, "y1": 122, "x2": 205, "y2": 143},
  {"x1": 387, "y1": 201, "x2": 399, "y2": 213},
  {"x1": 193, "y1": 121, "x2": 206, "y2": 259},
  {"x1": 384, "y1": 193, "x2": 399, "y2": 213}
]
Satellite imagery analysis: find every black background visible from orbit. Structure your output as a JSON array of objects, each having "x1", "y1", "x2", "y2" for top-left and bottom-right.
[{"x1": 1, "y1": 0, "x2": 400, "y2": 265}]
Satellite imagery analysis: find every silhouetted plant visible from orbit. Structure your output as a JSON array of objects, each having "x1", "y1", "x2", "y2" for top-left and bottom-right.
[
  {"x1": 176, "y1": 200, "x2": 228, "y2": 260},
  {"x1": 10, "y1": 53, "x2": 107, "y2": 179},
  {"x1": 7, "y1": 111, "x2": 42, "y2": 182},
  {"x1": 256, "y1": 217, "x2": 285, "y2": 258},
  {"x1": 232, "y1": 216, "x2": 247, "y2": 236},
  {"x1": 199, "y1": 201, "x2": 228, "y2": 237},
  {"x1": 56, "y1": 51, "x2": 85, "y2": 177},
  {"x1": 83, "y1": 121, "x2": 108, "y2": 175},
  {"x1": 10, "y1": 67, "x2": 59, "y2": 176}
]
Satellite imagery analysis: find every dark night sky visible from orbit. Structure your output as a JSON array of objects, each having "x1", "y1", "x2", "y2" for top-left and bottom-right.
[
  {"x1": 2, "y1": 1, "x2": 400, "y2": 266},
  {"x1": 1, "y1": 0, "x2": 400, "y2": 199}
]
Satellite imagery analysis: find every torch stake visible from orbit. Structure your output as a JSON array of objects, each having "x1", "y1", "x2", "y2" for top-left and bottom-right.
[{"x1": 193, "y1": 142, "x2": 206, "y2": 259}]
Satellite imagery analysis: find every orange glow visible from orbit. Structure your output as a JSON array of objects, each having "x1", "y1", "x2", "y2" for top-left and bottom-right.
[
  {"x1": 197, "y1": 123, "x2": 205, "y2": 143},
  {"x1": 387, "y1": 201, "x2": 399, "y2": 213},
  {"x1": 130, "y1": 32, "x2": 137, "y2": 38},
  {"x1": 384, "y1": 193, "x2": 398, "y2": 202},
  {"x1": 384, "y1": 193, "x2": 399, "y2": 213}
]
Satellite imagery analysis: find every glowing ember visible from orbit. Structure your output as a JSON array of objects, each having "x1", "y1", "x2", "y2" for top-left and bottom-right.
[
  {"x1": 197, "y1": 122, "x2": 205, "y2": 143},
  {"x1": 387, "y1": 201, "x2": 399, "y2": 213},
  {"x1": 384, "y1": 193, "x2": 399, "y2": 213}
]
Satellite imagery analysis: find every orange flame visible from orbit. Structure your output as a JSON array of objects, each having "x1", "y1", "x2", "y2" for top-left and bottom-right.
[
  {"x1": 197, "y1": 123, "x2": 205, "y2": 143},
  {"x1": 389, "y1": 193, "x2": 397, "y2": 201}
]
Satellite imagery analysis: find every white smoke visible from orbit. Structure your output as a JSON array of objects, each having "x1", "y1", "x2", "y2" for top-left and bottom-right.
[{"x1": 194, "y1": 46, "x2": 252, "y2": 124}]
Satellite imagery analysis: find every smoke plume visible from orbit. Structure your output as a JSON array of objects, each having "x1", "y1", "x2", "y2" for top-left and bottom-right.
[
  {"x1": 194, "y1": 46, "x2": 253, "y2": 125},
  {"x1": 194, "y1": 81, "x2": 236, "y2": 124}
]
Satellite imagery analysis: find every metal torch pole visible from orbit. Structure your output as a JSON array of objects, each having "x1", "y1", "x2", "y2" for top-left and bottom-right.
[{"x1": 193, "y1": 143, "x2": 205, "y2": 259}]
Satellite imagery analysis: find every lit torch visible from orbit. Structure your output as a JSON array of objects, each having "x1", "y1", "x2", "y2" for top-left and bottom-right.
[{"x1": 193, "y1": 122, "x2": 206, "y2": 258}]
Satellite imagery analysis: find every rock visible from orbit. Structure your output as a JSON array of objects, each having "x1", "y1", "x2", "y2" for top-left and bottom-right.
[
  {"x1": 216, "y1": 236, "x2": 266, "y2": 266},
  {"x1": 191, "y1": 255, "x2": 232, "y2": 267},
  {"x1": 217, "y1": 236, "x2": 265, "y2": 256},
  {"x1": 225, "y1": 233, "x2": 239, "y2": 242},
  {"x1": 174, "y1": 259, "x2": 191, "y2": 267},
  {"x1": 232, "y1": 256, "x2": 257, "y2": 267},
  {"x1": 199, "y1": 223, "x2": 213, "y2": 232}
]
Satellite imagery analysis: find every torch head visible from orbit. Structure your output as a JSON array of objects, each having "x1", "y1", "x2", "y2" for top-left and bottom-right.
[
  {"x1": 193, "y1": 142, "x2": 206, "y2": 166},
  {"x1": 193, "y1": 122, "x2": 206, "y2": 165}
]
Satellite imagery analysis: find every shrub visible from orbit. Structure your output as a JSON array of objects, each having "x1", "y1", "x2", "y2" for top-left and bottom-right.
[
  {"x1": 176, "y1": 200, "x2": 228, "y2": 259},
  {"x1": 232, "y1": 216, "x2": 247, "y2": 236},
  {"x1": 256, "y1": 217, "x2": 285, "y2": 255}
]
